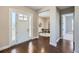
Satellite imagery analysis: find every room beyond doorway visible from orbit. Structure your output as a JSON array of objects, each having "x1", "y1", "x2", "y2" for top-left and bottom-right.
[
  {"x1": 38, "y1": 10, "x2": 50, "y2": 37},
  {"x1": 61, "y1": 13, "x2": 73, "y2": 41}
]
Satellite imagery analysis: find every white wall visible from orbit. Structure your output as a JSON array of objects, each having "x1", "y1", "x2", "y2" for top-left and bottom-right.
[
  {"x1": 44, "y1": 18, "x2": 50, "y2": 29},
  {"x1": 39, "y1": 11, "x2": 50, "y2": 17},
  {"x1": 74, "y1": 6, "x2": 79, "y2": 52},
  {"x1": 50, "y1": 7, "x2": 60, "y2": 47},
  {"x1": 38, "y1": 17, "x2": 45, "y2": 32},
  {"x1": 65, "y1": 16, "x2": 73, "y2": 33}
]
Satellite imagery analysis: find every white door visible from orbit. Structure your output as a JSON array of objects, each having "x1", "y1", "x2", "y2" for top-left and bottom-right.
[
  {"x1": 9, "y1": 9, "x2": 32, "y2": 46},
  {"x1": 16, "y1": 12, "x2": 29, "y2": 44},
  {"x1": 61, "y1": 13, "x2": 73, "y2": 40}
]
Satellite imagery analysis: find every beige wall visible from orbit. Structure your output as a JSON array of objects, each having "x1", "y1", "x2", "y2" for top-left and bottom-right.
[
  {"x1": 0, "y1": 6, "x2": 38, "y2": 48},
  {"x1": 0, "y1": 7, "x2": 9, "y2": 47}
]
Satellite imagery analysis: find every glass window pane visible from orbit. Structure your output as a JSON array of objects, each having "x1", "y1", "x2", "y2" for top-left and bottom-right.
[
  {"x1": 18, "y1": 14, "x2": 23, "y2": 20},
  {"x1": 24, "y1": 15, "x2": 28, "y2": 20},
  {"x1": 12, "y1": 11, "x2": 16, "y2": 41},
  {"x1": 29, "y1": 16, "x2": 32, "y2": 38},
  {"x1": 24, "y1": 18, "x2": 27, "y2": 20}
]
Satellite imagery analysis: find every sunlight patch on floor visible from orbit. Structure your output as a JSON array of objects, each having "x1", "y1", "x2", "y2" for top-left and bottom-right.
[
  {"x1": 11, "y1": 49, "x2": 16, "y2": 53},
  {"x1": 28, "y1": 42, "x2": 34, "y2": 53},
  {"x1": 40, "y1": 47, "x2": 45, "y2": 53}
]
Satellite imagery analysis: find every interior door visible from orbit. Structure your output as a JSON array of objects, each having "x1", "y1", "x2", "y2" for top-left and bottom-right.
[{"x1": 16, "y1": 12, "x2": 29, "y2": 44}]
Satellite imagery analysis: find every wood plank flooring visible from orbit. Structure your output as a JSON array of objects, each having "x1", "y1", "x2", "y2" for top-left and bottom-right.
[{"x1": 0, "y1": 36, "x2": 73, "y2": 53}]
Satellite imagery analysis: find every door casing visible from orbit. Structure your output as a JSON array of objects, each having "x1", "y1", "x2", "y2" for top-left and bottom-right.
[{"x1": 9, "y1": 8, "x2": 33, "y2": 46}]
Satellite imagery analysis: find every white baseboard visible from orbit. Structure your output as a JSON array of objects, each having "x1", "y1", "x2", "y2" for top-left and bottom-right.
[
  {"x1": 0, "y1": 40, "x2": 31, "y2": 51},
  {"x1": 74, "y1": 51, "x2": 77, "y2": 53},
  {"x1": 0, "y1": 39, "x2": 31, "y2": 51},
  {"x1": 74, "y1": 51, "x2": 78, "y2": 53},
  {"x1": 60, "y1": 37, "x2": 63, "y2": 39},
  {"x1": 56, "y1": 38, "x2": 60, "y2": 43},
  {"x1": 74, "y1": 50, "x2": 79, "y2": 53},
  {"x1": 50, "y1": 41, "x2": 57, "y2": 47},
  {"x1": 0, "y1": 45, "x2": 11, "y2": 51},
  {"x1": 0, "y1": 37, "x2": 39, "y2": 51},
  {"x1": 50, "y1": 37, "x2": 61, "y2": 47},
  {"x1": 32, "y1": 36, "x2": 39, "y2": 39}
]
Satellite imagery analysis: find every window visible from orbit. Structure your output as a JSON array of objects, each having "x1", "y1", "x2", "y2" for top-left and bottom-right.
[
  {"x1": 12, "y1": 11, "x2": 16, "y2": 40},
  {"x1": 18, "y1": 13, "x2": 32, "y2": 38},
  {"x1": 18, "y1": 14, "x2": 23, "y2": 20},
  {"x1": 24, "y1": 15, "x2": 28, "y2": 20},
  {"x1": 18, "y1": 14, "x2": 28, "y2": 21},
  {"x1": 29, "y1": 16, "x2": 32, "y2": 38}
]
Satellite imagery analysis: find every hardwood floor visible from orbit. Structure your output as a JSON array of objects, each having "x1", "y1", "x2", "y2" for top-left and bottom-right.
[{"x1": 0, "y1": 36, "x2": 73, "y2": 53}]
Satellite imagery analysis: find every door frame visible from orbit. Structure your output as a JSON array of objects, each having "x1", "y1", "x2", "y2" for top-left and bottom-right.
[
  {"x1": 61, "y1": 13, "x2": 74, "y2": 40},
  {"x1": 9, "y1": 8, "x2": 33, "y2": 46}
]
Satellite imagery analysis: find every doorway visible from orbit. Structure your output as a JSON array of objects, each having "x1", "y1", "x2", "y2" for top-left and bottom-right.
[
  {"x1": 61, "y1": 13, "x2": 74, "y2": 52},
  {"x1": 16, "y1": 12, "x2": 30, "y2": 44},
  {"x1": 61, "y1": 13, "x2": 73, "y2": 41},
  {"x1": 9, "y1": 9, "x2": 32, "y2": 46},
  {"x1": 38, "y1": 11, "x2": 50, "y2": 37}
]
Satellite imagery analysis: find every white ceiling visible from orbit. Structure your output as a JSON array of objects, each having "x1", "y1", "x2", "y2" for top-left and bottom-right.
[
  {"x1": 39, "y1": 10, "x2": 50, "y2": 18},
  {"x1": 28, "y1": 6, "x2": 46, "y2": 11},
  {"x1": 28, "y1": 6, "x2": 72, "y2": 18},
  {"x1": 28, "y1": 6, "x2": 72, "y2": 11},
  {"x1": 57, "y1": 6, "x2": 71, "y2": 9}
]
